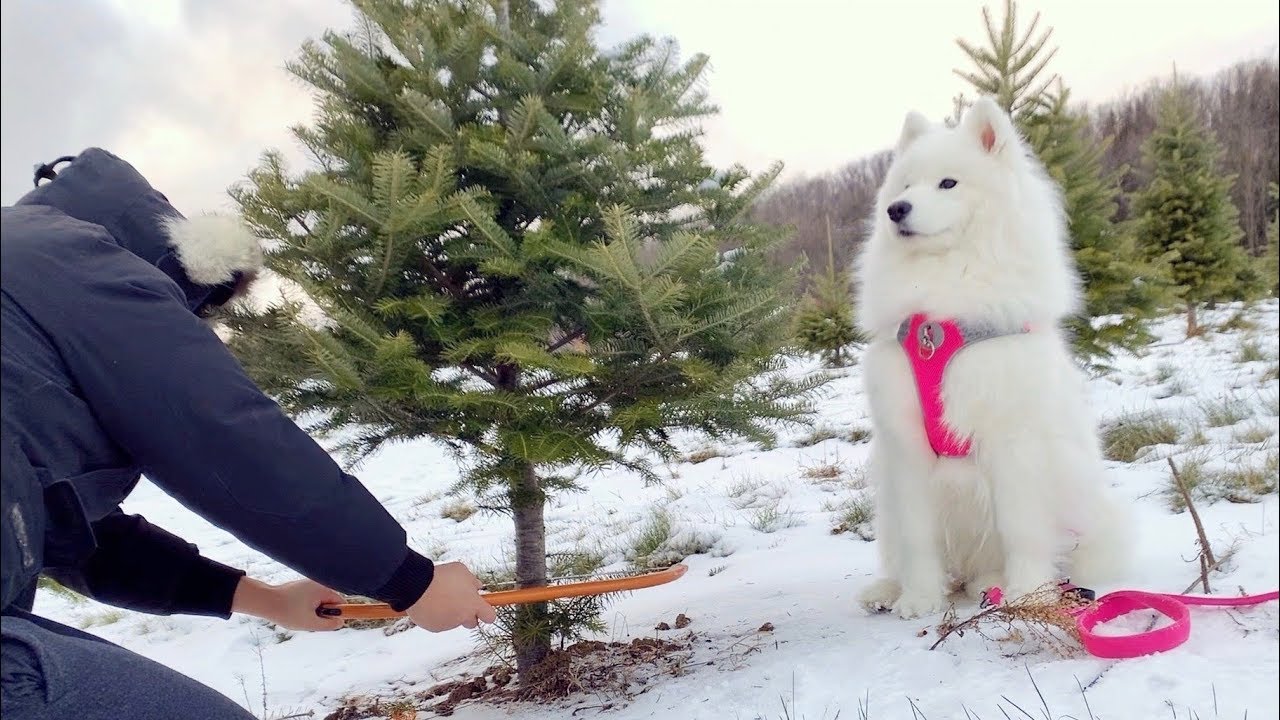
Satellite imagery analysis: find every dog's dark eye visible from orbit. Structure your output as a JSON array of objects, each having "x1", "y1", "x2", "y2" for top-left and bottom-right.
[{"x1": 939, "y1": 178, "x2": 958, "y2": 189}]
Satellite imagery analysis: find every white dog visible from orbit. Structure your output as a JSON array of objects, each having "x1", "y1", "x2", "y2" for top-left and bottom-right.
[{"x1": 854, "y1": 97, "x2": 1130, "y2": 620}]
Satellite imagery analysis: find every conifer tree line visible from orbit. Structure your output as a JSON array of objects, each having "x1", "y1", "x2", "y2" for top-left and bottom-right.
[{"x1": 755, "y1": 0, "x2": 1278, "y2": 363}]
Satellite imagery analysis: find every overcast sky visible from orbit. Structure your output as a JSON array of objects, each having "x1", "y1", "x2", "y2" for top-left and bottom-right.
[{"x1": 2, "y1": 0, "x2": 1276, "y2": 215}]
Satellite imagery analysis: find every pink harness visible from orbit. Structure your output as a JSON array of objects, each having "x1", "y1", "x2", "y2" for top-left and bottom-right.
[{"x1": 897, "y1": 313, "x2": 1028, "y2": 457}]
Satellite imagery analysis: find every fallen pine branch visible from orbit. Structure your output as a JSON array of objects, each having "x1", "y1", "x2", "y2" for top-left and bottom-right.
[{"x1": 929, "y1": 583, "x2": 1090, "y2": 655}]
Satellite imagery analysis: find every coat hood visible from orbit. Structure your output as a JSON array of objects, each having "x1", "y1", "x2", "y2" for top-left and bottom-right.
[{"x1": 15, "y1": 148, "x2": 263, "y2": 314}]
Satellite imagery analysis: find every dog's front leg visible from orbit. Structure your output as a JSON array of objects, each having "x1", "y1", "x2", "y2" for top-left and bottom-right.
[
  {"x1": 862, "y1": 438, "x2": 947, "y2": 619},
  {"x1": 886, "y1": 448, "x2": 949, "y2": 619},
  {"x1": 859, "y1": 343, "x2": 949, "y2": 619},
  {"x1": 979, "y1": 438, "x2": 1059, "y2": 600}
]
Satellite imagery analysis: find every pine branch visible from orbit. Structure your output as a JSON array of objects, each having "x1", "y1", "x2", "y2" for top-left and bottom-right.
[
  {"x1": 573, "y1": 383, "x2": 633, "y2": 417},
  {"x1": 418, "y1": 254, "x2": 467, "y2": 298},
  {"x1": 1008, "y1": 6, "x2": 1043, "y2": 58},
  {"x1": 523, "y1": 374, "x2": 565, "y2": 394},
  {"x1": 462, "y1": 362, "x2": 501, "y2": 388},
  {"x1": 928, "y1": 582, "x2": 1086, "y2": 654},
  {"x1": 545, "y1": 327, "x2": 587, "y2": 354},
  {"x1": 291, "y1": 213, "x2": 314, "y2": 236}
]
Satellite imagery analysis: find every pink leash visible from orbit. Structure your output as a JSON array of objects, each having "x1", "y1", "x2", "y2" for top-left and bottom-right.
[{"x1": 981, "y1": 583, "x2": 1280, "y2": 659}]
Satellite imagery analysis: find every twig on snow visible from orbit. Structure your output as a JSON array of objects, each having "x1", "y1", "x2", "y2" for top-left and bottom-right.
[{"x1": 1169, "y1": 457, "x2": 1217, "y2": 592}]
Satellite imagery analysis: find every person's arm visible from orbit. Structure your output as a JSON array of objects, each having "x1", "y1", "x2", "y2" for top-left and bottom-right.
[
  {"x1": 48, "y1": 513, "x2": 350, "y2": 630},
  {"x1": 28, "y1": 226, "x2": 432, "y2": 610},
  {"x1": 45, "y1": 510, "x2": 245, "y2": 618}
]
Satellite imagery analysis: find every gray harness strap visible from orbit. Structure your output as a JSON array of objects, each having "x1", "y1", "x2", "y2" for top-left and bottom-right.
[{"x1": 895, "y1": 317, "x2": 1028, "y2": 350}]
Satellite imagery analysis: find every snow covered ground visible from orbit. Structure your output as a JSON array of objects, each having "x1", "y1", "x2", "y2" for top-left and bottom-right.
[{"x1": 32, "y1": 301, "x2": 1280, "y2": 720}]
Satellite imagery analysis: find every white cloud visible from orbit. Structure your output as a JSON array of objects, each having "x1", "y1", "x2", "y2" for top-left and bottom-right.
[
  {"x1": 599, "y1": 0, "x2": 1279, "y2": 180},
  {"x1": 3, "y1": 0, "x2": 1275, "y2": 211}
]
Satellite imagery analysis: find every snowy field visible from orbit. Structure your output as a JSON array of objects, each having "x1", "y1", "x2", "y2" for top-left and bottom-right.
[{"x1": 32, "y1": 301, "x2": 1280, "y2": 720}]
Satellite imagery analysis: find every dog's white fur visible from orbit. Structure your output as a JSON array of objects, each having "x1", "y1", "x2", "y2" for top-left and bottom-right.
[
  {"x1": 854, "y1": 97, "x2": 1131, "y2": 619},
  {"x1": 162, "y1": 213, "x2": 263, "y2": 287}
]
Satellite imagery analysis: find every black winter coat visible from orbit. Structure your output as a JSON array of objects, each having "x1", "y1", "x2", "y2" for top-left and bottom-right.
[{"x1": 1, "y1": 148, "x2": 433, "y2": 616}]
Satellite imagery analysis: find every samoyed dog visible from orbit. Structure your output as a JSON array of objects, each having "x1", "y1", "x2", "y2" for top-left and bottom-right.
[{"x1": 854, "y1": 97, "x2": 1130, "y2": 619}]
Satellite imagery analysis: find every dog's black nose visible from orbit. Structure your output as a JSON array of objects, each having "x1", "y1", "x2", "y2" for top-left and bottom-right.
[{"x1": 887, "y1": 201, "x2": 912, "y2": 224}]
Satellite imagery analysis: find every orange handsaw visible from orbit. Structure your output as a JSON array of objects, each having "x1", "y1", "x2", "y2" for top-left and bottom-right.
[{"x1": 316, "y1": 564, "x2": 688, "y2": 620}]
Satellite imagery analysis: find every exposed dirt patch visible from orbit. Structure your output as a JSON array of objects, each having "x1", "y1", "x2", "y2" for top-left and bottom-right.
[
  {"x1": 322, "y1": 620, "x2": 787, "y2": 719},
  {"x1": 325, "y1": 635, "x2": 693, "y2": 718},
  {"x1": 443, "y1": 636, "x2": 690, "y2": 715}
]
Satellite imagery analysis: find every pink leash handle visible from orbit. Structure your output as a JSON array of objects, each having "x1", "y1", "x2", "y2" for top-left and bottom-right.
[
  {"x1": 1073, "y1": 589, "x2": 1279, "y2": 659},
  {"x1": 985, "y1": 585, "x2": 1280, "y2": 659}
]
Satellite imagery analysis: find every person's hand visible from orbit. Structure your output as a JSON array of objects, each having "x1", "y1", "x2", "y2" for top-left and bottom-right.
[
  {"x1": 232, "y1": 577, "x2": 345, "y2": 631},
  {"x1": 404, "y1": 561, "x2": 497, "y2": 632}
]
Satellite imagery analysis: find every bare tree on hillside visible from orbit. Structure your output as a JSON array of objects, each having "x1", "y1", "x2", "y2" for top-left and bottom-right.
[
  {"x1": 751, "y1": 152, "x2": 890, "y2": 289},
  {"x1": 1206, "y1": 59, "x2": 1280, "y2": 255}
]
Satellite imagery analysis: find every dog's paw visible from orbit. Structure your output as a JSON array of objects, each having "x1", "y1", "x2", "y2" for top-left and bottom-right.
[
  {"x1": 858, "y1": 578, "x2": 902, "y2": 613},
  {"x1": 892, "y1": 588, "x2": 947, "y2": 619}
]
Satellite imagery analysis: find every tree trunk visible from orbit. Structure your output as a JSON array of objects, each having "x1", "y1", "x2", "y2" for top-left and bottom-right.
[
  {"x1": 494, "y1": 358, "x2": 551, "y2": 677},
  {"x1": 511, "y1": 462, "x2": 550, "y2": 675},
  {"x1": 1186, "y1": 301, "x2": 1199, "y2": 337}
]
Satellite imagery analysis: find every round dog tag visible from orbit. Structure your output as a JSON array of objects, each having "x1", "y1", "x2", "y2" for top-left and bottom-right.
[{"x1": 918, "y1": 321, "x2": 945, "y2": 359}]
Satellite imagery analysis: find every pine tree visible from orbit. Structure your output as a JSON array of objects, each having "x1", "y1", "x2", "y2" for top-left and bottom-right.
[
  {"x1": 1020, "y1": 83, "x2": 1173, "y2": 367},
  {"x1": 223, "y1": 0, "x2": 823, "y2": 676},
  {"x1": 953, "y1": 0, "x2": 1058, "y2": 122},
  {"x1": 792, "y1": 217, "x2": 863, "y2": 367},
  {"x1": 1131, "y1": 80, "x2": 1254, "y2": 337},
  {"x1": 955, "y1": 0, "x2": 1172, "y2": 369}
]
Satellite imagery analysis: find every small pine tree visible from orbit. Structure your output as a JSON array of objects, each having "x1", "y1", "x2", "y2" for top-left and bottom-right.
[
  {"x1": 955, "y1": 0, "x2": 1171, "y2": 368},
  {"x1": 792, "y1": 217, "x2": 863, "y2": 367},
  {"x1": 953, "y1": 0, "x2": 1058, "y2": 122},
  {"x1": 1131, "y1": 79, "x2": 1255, "y2": 337},
  {"x1": 223, "y1": 0, "x2": 824, "y2": 676}
]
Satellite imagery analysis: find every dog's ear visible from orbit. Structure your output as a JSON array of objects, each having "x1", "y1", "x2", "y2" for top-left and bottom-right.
[
  {"x1": 961, "y1": 96, "x2": 1016, "y2": 155},
  {"x1": 896, "y1": 111, "x2": 932, "y2": 153}
]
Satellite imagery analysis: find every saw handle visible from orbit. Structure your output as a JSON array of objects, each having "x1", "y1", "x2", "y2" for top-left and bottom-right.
[{"x1": 316, "y1": 563, "x2": 688, "y2": 620}]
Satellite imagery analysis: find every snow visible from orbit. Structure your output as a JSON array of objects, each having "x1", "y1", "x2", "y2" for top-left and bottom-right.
[{"x1": 32, "y1": 301, "x2": 1280, "y2": 719}]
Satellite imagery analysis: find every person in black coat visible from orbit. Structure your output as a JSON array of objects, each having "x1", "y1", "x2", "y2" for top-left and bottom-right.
[{"x1": 1, "y1": 148, "x2": 496, "y2": 719}]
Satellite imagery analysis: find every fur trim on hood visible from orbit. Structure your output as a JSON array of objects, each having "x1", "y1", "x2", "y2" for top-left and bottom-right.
[{"x1": 162, "y1": 213, "x2": 263, "y2": 287}]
